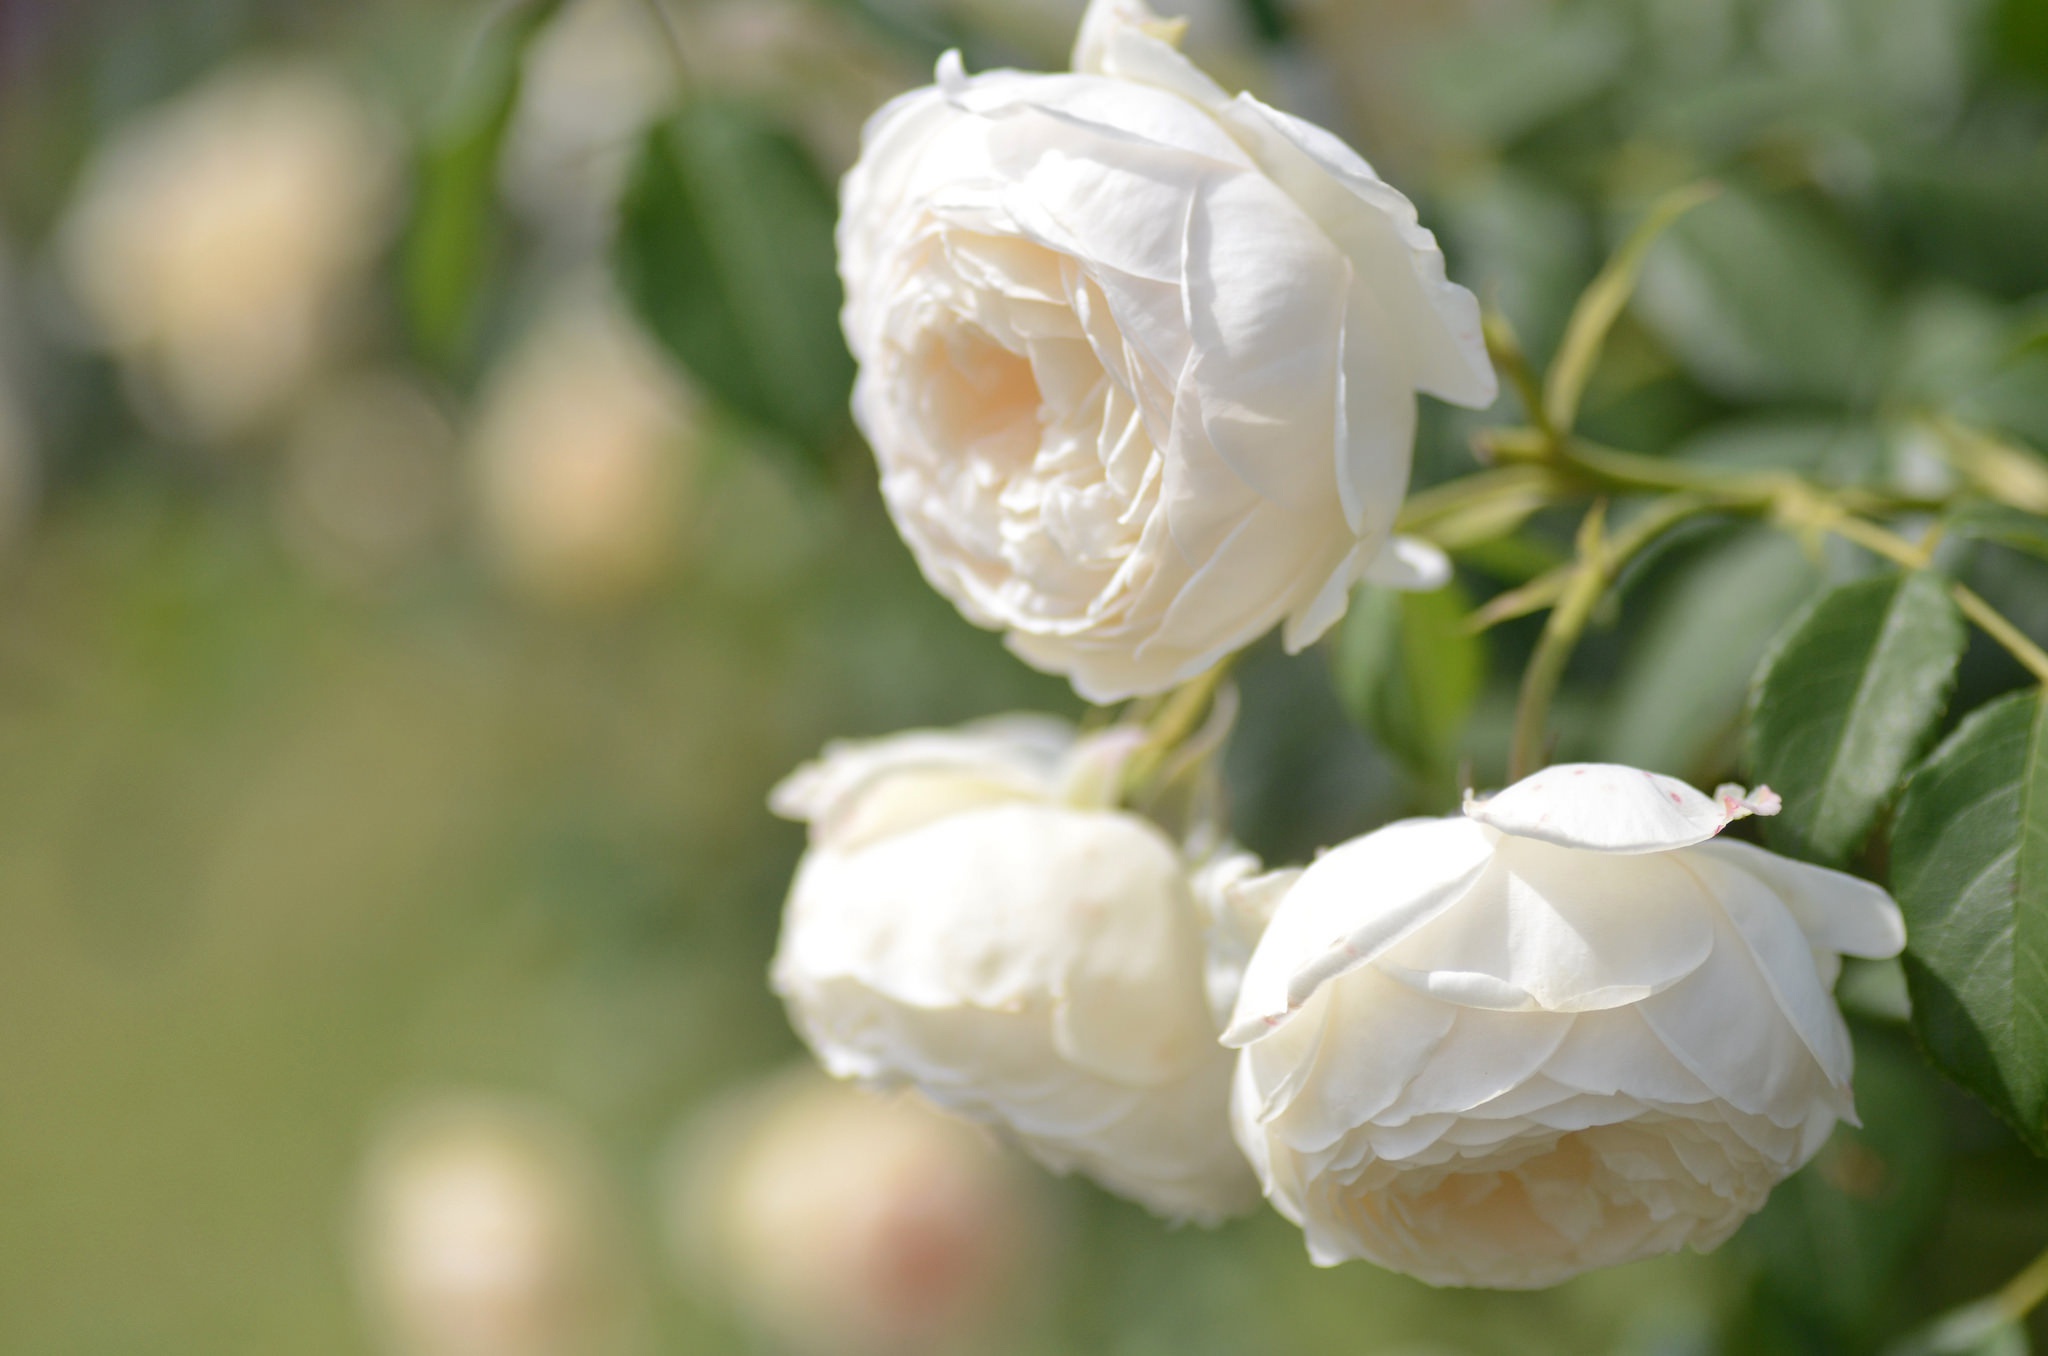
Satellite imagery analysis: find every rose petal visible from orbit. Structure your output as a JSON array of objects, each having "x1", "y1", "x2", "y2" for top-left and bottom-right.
[
  {"x1": 1688, "y1": 838, "x2": 1905, "y2": 960},
  {"x1": 1463, "y1": 763, "x2": 1778, "y2": 854},
  {"x1": 1222, "y1": 816, "x2": 1495, "y2": 1045},
  {"x1": 1378, "y1": 839, "x2": 1716, "y2": 1012}
]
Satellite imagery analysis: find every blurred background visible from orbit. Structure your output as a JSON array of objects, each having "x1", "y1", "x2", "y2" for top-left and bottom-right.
[{"x1": 0, "y1": 0, "x2": 2045, "y2": 1351}]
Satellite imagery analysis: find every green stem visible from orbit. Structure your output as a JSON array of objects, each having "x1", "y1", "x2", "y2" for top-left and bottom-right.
[
  {"x1": 1482, "y1": 311, "x2": 1557, "y2": 443},
  {"x1": 1557, "y1": 439, "x2": 1785, "y2": 503},
  {"x1": 1996, "y1": 1242, "x2": 2048, "y2": 1325},
  {"x1": 641, "y1": 0, "x2": 693, "y2": 90},
  {"x1": 1542, "y1": 181, "x2": 1720, "y2": 434},
  {"x1": 1481, "y1": 427, "x2": 1948, "y2": 519},
  {"x1": 1485, "y1": 424, "x2": 2048, "y2": 693},
  {"x1": 1121, "y1": 658, "x2": 1234, "y2": 798},
  {"x1": 1797, "y1": 510, "x2": 2048, "y2": 687},
  {"x1": 1506, "y1": 493, "x2": 1722, "y2": 780},
  {"x1": 1510, "y1": 506, "x2": 1607, "y2": 782},
  {"x1": 1396, "y1": 464, "x2": 1567, "y2": 547},
  {"x1": 1955, "y1": 584, "x2": 2048, "y2": 687}
]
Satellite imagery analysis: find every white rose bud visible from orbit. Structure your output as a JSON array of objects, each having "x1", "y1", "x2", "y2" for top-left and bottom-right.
[
  {"x1": 836, "y1": 0, "x2": 1496, "y2": 703},
  {"x1": 1224, "y1": 764, "x2": 1906, "y2": 1289},
  {"x1": 769, "y1": 715, "x2": 1260, "y2": 1223}
]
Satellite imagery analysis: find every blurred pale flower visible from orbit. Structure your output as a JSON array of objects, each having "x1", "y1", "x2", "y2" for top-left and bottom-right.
[
  {"x1": 276, "y1": 372, "x2": 455, "y2": 589},
  {"x1": 769, "y1": 715, "x2": 1261, "y2": 1223},
  {"x1": 1224, "y1": 763, "x2": 1906, "y2": 1288},
  {"x1": 687, "y1": 0, "x2": 922, "y2": 173},
  {"x1": 837, "y1": 0, "x2": 1494, "y2": 703},
  {"x1": 356, "y1": 1098, "x2": 615, "y2": 1356},
  {"x1": 471, "y1": 285, "x2": 695, "y2": 606},
  {"x1": 505, "y1": 0, "x2": 911, "y2": 247},
  {"x1": 503, "y1": 0, "x2": 679, "y2": 248},
  {"x1": 668, "y1": 1070, "x2": 1039, "y2": 1356},
  {"x1": 58, "y1": 65, "x2": 396, "y2": 444}
]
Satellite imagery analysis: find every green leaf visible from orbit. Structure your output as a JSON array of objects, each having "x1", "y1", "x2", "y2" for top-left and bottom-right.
[
  {"x1": 1883, "y1": 142, "x2": 2048, "y2": 299},
  {"x1": 1959, "y1": 346, "x2": 2048, "y2": 455},
  {"x1": 1889, "y1": 289, "x2": 2021, "y2": 410},
  {"x1": 402, "y1": 0, "x2": 566, "y2": 367},
  {"x1": 1997, "y1": 0, "x2": 2048, "y2": 90},
  {"x1": 1331, "y1": 581, "x2": 1484, "y2": 786},
  {"x1": 1416, "y1": 5, "x2": 1628, "y2": 145},
  {"x1": 1890, "y1": 688, "x2": 2048, "y2": 1155},
  {"x1": 1748, "y1": 571, "x2": 1965, "y2": 865},
  {"x1": 614, "y1": 103, "x2": 854, "y2": 469},
  {"x1": 1597, "y1": 527, "x2": 1820, "y2": 779},
  {"x1": 1670, "y1": 416, "x2": 1887, "y2": 484},
  {"x1": 1633, "y1": 186, "x2": 1886, "y2": 405}
]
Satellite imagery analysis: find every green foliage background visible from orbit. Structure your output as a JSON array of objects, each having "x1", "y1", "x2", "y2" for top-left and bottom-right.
[{"x1": 0, "y1": 0, "x2": 2044, "y2": 1351}]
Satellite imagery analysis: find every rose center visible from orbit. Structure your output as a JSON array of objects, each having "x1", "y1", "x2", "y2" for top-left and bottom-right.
[{"x1": 917, "y1": 326, "x2": 1042, "y2": 470}]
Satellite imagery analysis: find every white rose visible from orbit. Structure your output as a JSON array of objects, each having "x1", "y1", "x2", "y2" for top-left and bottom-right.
[
  {"x1": 1223, "y1": 763, "x2": 1906, "y2": 1289},
  {"x1": 836, "y1": 0, "x2": 1495, "y2": 702},
  {"x1": 769, "y1": 716, "x2": 1260, "y2": 1223}
]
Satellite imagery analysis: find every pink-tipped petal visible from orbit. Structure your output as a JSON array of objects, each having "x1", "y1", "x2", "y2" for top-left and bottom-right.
[
  {"x1": 1714, "y1": 782, "x2": 1782, "y2": 821},
  {"x1": 1465, "y1": 764, "x2": 1769, "y2": 855}
]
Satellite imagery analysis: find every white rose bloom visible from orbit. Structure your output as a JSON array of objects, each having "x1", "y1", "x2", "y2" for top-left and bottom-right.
[
  {"x1": 769, "y1": 716, "x2": 1260, "y2": 1223},
  {"x1": 836, "y1": 0, "x2": 1495, "y2": 702},
  {"x1": 1224, "y1": 764, "x2": 1907, "y2": 1289}
]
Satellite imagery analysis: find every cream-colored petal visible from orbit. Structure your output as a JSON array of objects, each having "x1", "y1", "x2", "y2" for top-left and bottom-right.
[
  {"x1": 1379, "y1": 839, "x2": 1716, "y2": 1013},
  {"x1": 1687, "y1": 838, "x2": 1905, "y2": 960},
  {"x1": 1676, "y1": 849, "x2": 1859, "y2": 1099}
]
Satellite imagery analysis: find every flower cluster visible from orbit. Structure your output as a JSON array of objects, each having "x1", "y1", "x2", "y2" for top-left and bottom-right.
[{"x1": 771, "y1": 0, "x2": 1908, "y2": 1290}]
